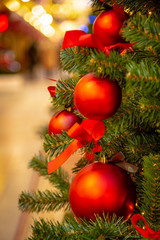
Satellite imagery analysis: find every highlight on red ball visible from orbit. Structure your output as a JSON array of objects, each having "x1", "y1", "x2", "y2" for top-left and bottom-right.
[{"x1": 0, "y1": 14, "x2": 8, "y2": 33}]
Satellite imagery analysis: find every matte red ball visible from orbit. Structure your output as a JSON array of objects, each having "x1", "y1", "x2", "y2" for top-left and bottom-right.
[
  {"x1": 74, "y1": 73, "x2": 122, "y2": 120},
  {"x1": 69, "y1": 162, "x2": 136, "y2": 221},
  {"x1": 93, "y1": 10, "x2": 128, "y2": 46},
  {"x1": 48, "y1": 110, "x2": 82, "y2": 135}
]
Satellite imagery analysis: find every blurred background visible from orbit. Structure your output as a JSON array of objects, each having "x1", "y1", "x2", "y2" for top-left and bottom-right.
[{"x1": 0, "y1": 0, "x2": 95, "y2": 239}]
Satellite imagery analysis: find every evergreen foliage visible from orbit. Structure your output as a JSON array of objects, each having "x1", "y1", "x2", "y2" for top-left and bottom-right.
[
  {"x1": 28, "y1": 215, "x2": 140, "y2": 240},
  {"x1": 19, "y1": 0, "x2": 160, "y2": 238}
]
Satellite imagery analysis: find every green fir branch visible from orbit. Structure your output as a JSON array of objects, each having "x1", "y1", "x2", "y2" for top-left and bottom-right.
[
  {"x1": 126, "y1": 60, "x2": 160, "y2": 96},
  {"x1": 101, "y1": 128, "x2": 160, "y2": 165},
  {"x1": 19, "y1": 190, "x2": 69, "y2": 213},
  {"x1": 28, "y1": 215, "x2": 140, "y2": 240},
  {"x1": 72, "y1": 156, "x2": 90, "y2": 173},
  {"x1": 141, "y1": 154, "x2": 160, "y2": 231},
  {"x1": 109, "y1": 0, "x2": 160, "y2": 16},
  {"x1": 91, "y1": 0, "x2": 112, "y2": 11},
  {"x1": 52, "y1": 78, "x2": 78, "y2": 108},
  {"x1": 86, "y1": 50, "x2": 128, "y2": 83},
  {"x1": 43, "y1": 132, "x2": 73, "y2": 158},
  {"x1": 137, "y1": 98, "x2": 160, "y2": 126},
  {"x1": 92, "y1": 0, "x2": 160, "y2": 15},
  {"x1": 60, "y1": 48, "x2": 129, "y2": 83},
  {"x1": 29, "y1": 155, "x2": 70, "y2": 192},
  {"x1": 60, "y1": 47, "x2": 92, "y2": 74},
  {"x1": 123, "y1": 13, "x2": 160, "y2": 55}
]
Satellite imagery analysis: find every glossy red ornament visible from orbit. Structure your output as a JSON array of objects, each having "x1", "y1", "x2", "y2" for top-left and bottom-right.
[
  {"x1": 93, "y1": 10, "x2": 128, "y2": 46},
  {"x1": 48, "y1": 110, "x2": 82, "y2": 135},
  {"x1": 74, "y1": 73, "x2": 122, "y2": 120},
  {"x1": 69, "y1": 162, "x2": 136, "y2": 221},
  {"x1": 0, "y1": 14, "x2": 8, "y2": 33}
]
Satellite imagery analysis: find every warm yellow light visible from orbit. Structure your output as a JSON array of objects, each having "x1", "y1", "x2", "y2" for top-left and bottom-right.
[
  {"x1": 24, "y1": 12, "x2": 32, "y2": 22},
  {"x1": 72, "y1": 0, "x2": 90, "y2": 11},
  {"x1": 17, "y1": 6, "x2": 29, "y2": 16},
  {"x1": 59, "y1": 4, "x2": 71, "y2": 16},
  {"x1": 32, "y1": 5, "x2": 46, "y2": 18},
  {"x1": 33, "y1": 19, "x2": 41, "y2": 30},
  {"x1": 40, "y1": 25, "x2": 55, "y2": 38},
  {"x1": 60, "y1": 21, "x2": 77, "y2": 32},
  {"x1": 39, "y1": 14, "x2": 53, "y2": 25},
  {"x1": 6, "y1": 0, "x2": 20, "y2": 11},
  {"x1": 29, "y1": 15, "x2": 37, "y2": 25},
  {"x1": 21, "y1": 0, "x2": 30, "y2": 2}
]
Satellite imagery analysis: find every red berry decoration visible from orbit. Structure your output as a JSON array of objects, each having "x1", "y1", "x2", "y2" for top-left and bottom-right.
[
  {"x1": 74, "y1": 73, "x2": 122, "y2": 120},
  {"x1": 69, "y1": 162, "x2": 136, "y2": 221},
  {"x1": 48, "y1": 110, "x2": 82, "y2": 135},
  {"x1": 93, "y1": 10, "x2": 128, "y2": 46}
]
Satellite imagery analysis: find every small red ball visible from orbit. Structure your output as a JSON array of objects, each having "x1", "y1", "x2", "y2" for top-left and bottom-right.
[
  {"x1": 74, "y1": 73, "x2": 122, "y2": 120},
  {"x1": 69, "y1": 162, "x2": 136, "y2": 221},
  {"x1": 93, "y1": 10, "x2": 128, "y2": 46},
  {"x1": 48, "y1": 110, "x2": 82, "y2": 135}
]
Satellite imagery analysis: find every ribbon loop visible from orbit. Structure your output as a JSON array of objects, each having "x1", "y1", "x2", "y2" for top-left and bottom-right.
[
  {"x1": 48, "y1": 120, "x2": 105, "y2": 174},
  {"x1": 131, "y1": 214, "x2": 160, "y2": 239}
]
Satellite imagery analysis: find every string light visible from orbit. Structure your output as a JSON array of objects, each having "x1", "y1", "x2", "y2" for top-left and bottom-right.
[
  {"x1": 32, "y1": 5, "x2": 46, "y2": 18},
  {"x1": 6, "y1": 0, "x2": 20, "y2": 11},
  {"x1": 72, "y1": 0, "x2": 90, "y2": 11},
  {"x1": 78, "y1": 24, "x2": 88, "y2": 33},
  {"x1": 40, "y1": 25, "x2": 55, "y2": 38},
  {"x1": 39, "y1": 14, "x2": 53, "y2": 25},
  {"x1": 4, "y1": 0, "x2": 91, "y2": 39}
]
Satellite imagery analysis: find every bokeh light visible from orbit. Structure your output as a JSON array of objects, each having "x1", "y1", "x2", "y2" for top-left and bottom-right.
[
  {"x1": 32, "y1": 5, "x2": 46, "y2": 18},
  {"x1": 78, "y1": 24, "x2": 89, "y2": 33},
  {"x1": 40, "y1": 25, "x2": 55, "y2": 38},
  {"x1": 88, "y1": 15, "x2": 96, "y2": 24},
  {"x1": 6, "y1": 0, "x2": 20, "y2": 11},
  {"x1": 39, "y1": 14, "x2": 53, "y2": 25}
]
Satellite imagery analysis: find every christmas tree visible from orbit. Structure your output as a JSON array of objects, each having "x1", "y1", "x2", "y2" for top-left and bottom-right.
[{"x1": 19, "y1": 0, "x2": 160, "y2": 239}]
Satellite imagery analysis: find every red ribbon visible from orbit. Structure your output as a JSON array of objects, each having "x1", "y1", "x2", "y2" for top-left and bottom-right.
[
  {"x1": 131, "y1": 214, "x2": 160, "y2": 240},
  {"x1": 62, "y1": 2, "x2": 134, "y2": 56},
  {"x1": 62, "y1": 30, "x2": 134, "y2": 56},
  {"x1": 48, "y1": 120, "x2": 105, "y2": 174},
  {"x1": 48, "y1": 86, "x2": 56, "y2": 97}
]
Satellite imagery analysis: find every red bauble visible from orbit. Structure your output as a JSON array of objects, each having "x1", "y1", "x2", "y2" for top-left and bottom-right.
[
  {"x1": 93, "y1": 10, "x2": 128, "y2": 46},
  {"x1": 69, "y1": 162, "x2": 136, "y2": 221},
  {"x1": 48, "y1": 110, "x2": 82, "y2": 135},
  {"x1": 74, "y1": 73, "x2": 122, "y2": 120}
]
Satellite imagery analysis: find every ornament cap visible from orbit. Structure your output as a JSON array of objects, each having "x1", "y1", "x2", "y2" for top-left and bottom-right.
[{"x1": 101, "y1": 155, "x2": 107, "y2": 163}]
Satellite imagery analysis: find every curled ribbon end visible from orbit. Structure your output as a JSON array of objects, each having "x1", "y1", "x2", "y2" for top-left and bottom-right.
[{"x1": 131, "y1": 214, "x2": 160, "y2": 239}]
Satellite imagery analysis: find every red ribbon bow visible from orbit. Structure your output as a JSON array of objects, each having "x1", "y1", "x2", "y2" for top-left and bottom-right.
[
  {"x1": 62, "y1": 2, "x2": 134, "y2": 56},
  {"x1": 62, "y1": 30, "x2": 134, "y2": 56},
  {"x1": 61, "y1": 0, "x2": 135, "y2": 55},
  {"x1": 48, "y1": 120, "x2": 105, "y2": 174},
  {"x1": 131, "y1": 214, "x2": 160, "y2": 240}
]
